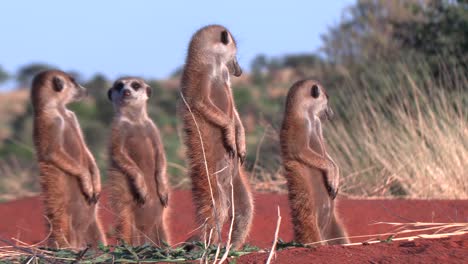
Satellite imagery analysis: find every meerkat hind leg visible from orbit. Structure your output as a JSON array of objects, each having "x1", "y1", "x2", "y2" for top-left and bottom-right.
[
  {"x1": 230, "y1": 172, "x2": 253, "y2": 249},
  {"x1": 324, "y1": 215, "x2": 349, "y2": 245},
  {"x1": 150, "y1": 221, "x2": 168, "y2": 247},
  {"x1": 117, "y1": 205, "x2": 136, "y2": 245},
  {"x1": 288, "y1": 177, "x2": 324, "y2": 245},
  {"x1": 184, "y1": 193, "x2": 227, "y2": 250},
  {"x1": 49, "y1": 213, "x2": 72, "y2": 248},
  {"x1": 85, "y1": 217, "x2": 107, "y2": 247}
]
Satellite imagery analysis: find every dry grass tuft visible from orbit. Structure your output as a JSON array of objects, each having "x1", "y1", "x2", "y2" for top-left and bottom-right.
[
  {"x1": 327, "y1": 68, "x2": 467, "y2": 198},
  {"x1": 250, "y1": 66, "x2": 467, "y2": 199},
  {"x1": 0, "y1": 157, "x2": 39, "y2": 201}
]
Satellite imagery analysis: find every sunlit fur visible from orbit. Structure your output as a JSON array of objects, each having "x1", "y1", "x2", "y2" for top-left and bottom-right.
[
  {"x1": 179, "y1": 25, "x2": 253, "y2": 249},
  {"x1": 107, "y1": 77, "x2": 170, "y2": 246},
  {"x1": 280, "y1": 79, "x2": 348, "y2": 245},
  {"x1": 31, "y1": 70, "x2": 106, "y2": 248}
]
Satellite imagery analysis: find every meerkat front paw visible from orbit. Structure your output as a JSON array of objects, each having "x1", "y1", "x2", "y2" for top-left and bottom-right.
[
  {"x1": 135, "y1": 188, "x2": 148, "y2": 206},
  {"x1": 80, "y1": 173, "x2": 95, "y2": 205},
  {"x1": 158, "y1": 187, "x2": 169, "y2": 208},
  {"x1": 236, "y1": 135, "x2": 246, "y2": 164},
  {"x1": 325, "y1": 183, "x2": 339, "y2": 200},
  {"x1": 91, "y1": 170, "x2": 102, "y2": 203},
  {"x1": 237, "y1": 143, "x2": 246, "y2": 164},
  {"x1": 224, "y1": 124, "x2": 237, "y2": 158},
  {"x1": 134, "y1": 177, "x2": 149, "y2": 206},
  {"x1": 325, "y1": 165, "x2": 340, "y2": 200},
  {"x1": 238, "y1": 151, "x2": 246, "y2": 165}
]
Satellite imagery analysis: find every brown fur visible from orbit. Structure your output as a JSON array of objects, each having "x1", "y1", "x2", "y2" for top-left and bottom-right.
[
  {"x1": 179, "y1": 25, "x2": 253, "y2": 249},
  {"x1": 31, "y1": 70, "x2": 106, "y2": 248},
  {"x1": 107, "y1": 77, "x2": 170, "y2": 246},
  {"x1": 280, "y1": 79, "x2": 348, "y2": 245}
]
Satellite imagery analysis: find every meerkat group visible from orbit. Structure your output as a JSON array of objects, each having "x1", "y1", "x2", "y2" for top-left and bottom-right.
[{"x1": 30, "y1": 24, "x2": 348, "y2": 250}]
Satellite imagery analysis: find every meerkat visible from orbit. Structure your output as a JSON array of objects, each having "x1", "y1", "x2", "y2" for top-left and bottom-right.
[
  {"x1": 280, "y1": 79, "x2": 349, "y2": 245},
  {"x1": 31, "y1": 70, "x2": 106, "y2": 248},
  {"x1": 107, "y1": 77, "x2": 170, "y2": 246},
  {"x1": 179, "y1": 25, "x2": 253, "y2": 249}
]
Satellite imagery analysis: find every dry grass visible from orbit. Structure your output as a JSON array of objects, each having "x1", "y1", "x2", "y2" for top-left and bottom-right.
[
  {"x1": 0, "y1": 89, "x2": 29, "y2": 142},
  {"x1": 0, "y1": 157, "x2": 39, "y2": 201},
  {"x1": 326, "y1": 68, "x2": 467, "y2": 198},
  {"x1": 249, "y1": 65, "x2": 467, "y2": 199},
  {"x1": 300, "y1": 222, "x2": 468, "y2": 247},
  {"x1": 266, "y1": 206, "x2": 281, "y2": 264}
]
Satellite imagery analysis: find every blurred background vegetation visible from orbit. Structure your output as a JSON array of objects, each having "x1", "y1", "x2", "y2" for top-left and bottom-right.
[{"x1": 0, "y1": 0, "x2": 466, "y2": 201}]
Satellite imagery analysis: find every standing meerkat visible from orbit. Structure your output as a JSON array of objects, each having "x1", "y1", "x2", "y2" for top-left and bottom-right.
[
  {"x1": 179, "y1": 25, "x2": 253, "y2": 249},
  {"x1": 31, "y1": 70, "x2": 106, "y2": 248},
  {"x1": 107, "y1": 77, "x2": 170, "y2": 246},
  {"x1": 280, "y1": 79, "x2": 349, "y2": 245}
]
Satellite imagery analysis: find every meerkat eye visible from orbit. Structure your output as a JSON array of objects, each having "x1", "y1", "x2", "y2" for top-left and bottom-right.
[
  {"x1": 115, "y1": 82, "x2": 124, "y2": 91},
  {"x1": 131, "y1": 82, "x2": 141, "y2": 90},
  {"x1": 311, "y1": 84, "x2": 320, "y2": 98},
  {"x1": 221, "y1": 30, "x2": 230, "y2": 45},
  {"x1": 52, "y1": 77, "x2": 64, "y2": 92}
]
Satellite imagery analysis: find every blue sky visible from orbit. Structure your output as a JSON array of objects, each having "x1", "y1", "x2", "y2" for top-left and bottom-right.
[{"x1": 0, "y1": 0, "x2": 353, "y2": 89}]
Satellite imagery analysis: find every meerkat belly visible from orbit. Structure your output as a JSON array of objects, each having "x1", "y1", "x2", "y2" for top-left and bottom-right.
[
  {"x1": 199, "y1": 120, "x2": 231, "y2": 177},
  {"x1": 304, "y1": 167, "x2": 333, "y2": 230},
  {"x1": 60, "y1": 125, "x2": 90, "y2": 207},
  {"x1": 62, "y1": 125, "x2": 87, "y2": 166},
  {"x1": 210, "y1": 81, "x2": 234, "y2": 116},
  {"x1": 125, "y1": 132, "x2": 157, "y2": 194},
  {"x1": 207, "y1": 81, "x2": 235, "y2": 165}
]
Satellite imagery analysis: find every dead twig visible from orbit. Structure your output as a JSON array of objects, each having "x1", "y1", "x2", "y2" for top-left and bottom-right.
[{"x1": 266, "y1": 206, "x2": 281, "y2": 264}]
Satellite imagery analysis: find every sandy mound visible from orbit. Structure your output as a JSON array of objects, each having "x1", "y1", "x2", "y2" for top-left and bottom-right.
[{"x1": 0, "y1": 190, "x2": 466, "y2": 263}]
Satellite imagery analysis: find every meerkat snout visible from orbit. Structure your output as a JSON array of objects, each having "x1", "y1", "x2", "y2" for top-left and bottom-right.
[
  {"x1": 325, "y1": 106, "x2": 334, "y2": 120},
  {"x1": 228, "y1": 59, "x2": 242, "y2": 77},
  {"x1": 75, "y1": 86, "x2": 87, "y2": 101}
]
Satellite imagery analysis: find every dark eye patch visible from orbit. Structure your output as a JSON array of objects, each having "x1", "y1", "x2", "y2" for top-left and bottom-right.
[
  {"x1": 311, "y1": 84, "x2": 320, "y2": 98},
  {"x1": 221, "y1": 30, "x2": 229, "y2": 45},
  {"x1": 131, "y1": 82, "x2": 141, "y2": 90},
  {"x1": 52, "y1": 77, "x2": 64, "y2": 92},
  {"x1": 115, "y1": 82, "x2": 124, "y2": 91}
]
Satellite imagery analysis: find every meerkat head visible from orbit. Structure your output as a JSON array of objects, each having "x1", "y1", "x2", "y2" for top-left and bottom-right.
[
  {"x1": 188, "y1": 25, "x2": 242, "y2": 77},
  {"x1": 31, "y1": 70, "x2": 87, "y2": 110},
  {"x1": 287, "y1": 79, "x2": 334, "y2": 121},
  {"x1": 107, "y1": 77, "x2": 151, "y2": 110}
]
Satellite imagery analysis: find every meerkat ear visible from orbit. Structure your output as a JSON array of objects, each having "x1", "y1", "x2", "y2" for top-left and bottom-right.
[
  {"x1": 311, "y1": 84, "x2": 320, "y2": 98},
  {"x1": 221, "y1": 30, "x2": 230, "y2": 45},
  {"x1": 146, "y1": 86, "x2": 152, "y2": 98},
  {"x1": 52, "y1": 77, "x2": 64, "y2": 92},
  {"x1": 107, "y1": 89, "x2": 113, "y2": 101}
]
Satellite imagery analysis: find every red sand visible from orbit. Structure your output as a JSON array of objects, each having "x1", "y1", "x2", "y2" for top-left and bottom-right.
[
  {"x1": 238, "y1": 233, "x2": 468, "y2": 264},
  {"x1": 1, "y1": 190, "x2": 467, "y2": 263}
]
